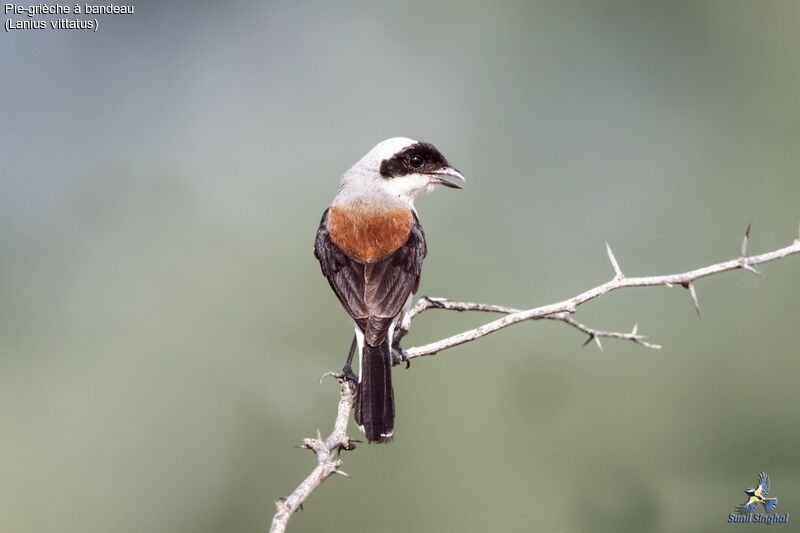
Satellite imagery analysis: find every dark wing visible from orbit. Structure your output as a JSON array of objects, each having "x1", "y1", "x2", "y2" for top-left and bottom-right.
[
  {"x1": 314, "y1": 209, "x2": 426, "y2": 345},
  {"x1": 314, "y1": 209, "x2": 369, "y2": 327}
]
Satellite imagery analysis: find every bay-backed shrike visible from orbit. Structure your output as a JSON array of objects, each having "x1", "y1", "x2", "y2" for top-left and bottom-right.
[{"x1": 314, "y1": 138, "x2": 464, "y2": 443}]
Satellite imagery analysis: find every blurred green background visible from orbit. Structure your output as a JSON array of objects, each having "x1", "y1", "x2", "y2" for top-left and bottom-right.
[{"x1": 2, "y1": 1, "x2": 799, "y2": 532}]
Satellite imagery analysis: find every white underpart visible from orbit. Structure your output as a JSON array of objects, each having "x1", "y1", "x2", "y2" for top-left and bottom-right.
[
  {"x1": 353, "y1": 325, "x2": 365, "y2": 383},
  {"x1": 398, "y1": 293, "x2": 414, "y2": 334},
  {"x1": 381, "y1": 308, "x2": 398, "y2": 440},
  {"x1": 353, "y1": 325, "x2": 365, "y2": 434}
]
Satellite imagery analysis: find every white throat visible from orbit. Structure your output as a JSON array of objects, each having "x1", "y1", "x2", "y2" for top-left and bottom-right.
[{"x1": 333, "y1": 137, "x2": 441, "y2": 210}]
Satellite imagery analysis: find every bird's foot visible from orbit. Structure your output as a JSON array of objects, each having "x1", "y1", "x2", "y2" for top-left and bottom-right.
[
  {"x1": 322, "y1": 365, "x2": 358, "y2": 390},
  {"x1": 337, "y1": 438, "x2": 360, "y2": 454},
  {"x1": 392, "y1": 345, "x2": 411, "y2": 369},
  {"x1": 339, "y1": 364, "x2": 358, "y2": 386}
]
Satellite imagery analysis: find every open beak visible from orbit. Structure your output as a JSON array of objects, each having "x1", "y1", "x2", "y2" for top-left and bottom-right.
[{"x1": 430, "y1": 167, "x2": 466, "y2": 189}]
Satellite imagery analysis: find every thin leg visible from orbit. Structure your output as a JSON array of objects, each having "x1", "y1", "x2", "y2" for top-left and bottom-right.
[
  {"x1": 341, "y1": 335, "x2": 358, "y2": 385},
  {"x1": 391, "y1": 295, "x2": 414, "y2": 369}
]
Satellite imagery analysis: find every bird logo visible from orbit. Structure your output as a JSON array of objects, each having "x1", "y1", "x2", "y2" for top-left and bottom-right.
[{"x1": 736, "y1": 472, "x2": 778, "y2": 514}]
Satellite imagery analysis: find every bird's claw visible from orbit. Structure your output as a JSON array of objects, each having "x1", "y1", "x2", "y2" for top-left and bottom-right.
[
  {"x1": 392, "y1": 346, "x2": 411, "y2": 368},
  {"x1": 323, "y1": 367, "x2": 358, "y2": 390},
  {"x1": 338, "y1": 439, "x2": 359, "y2": 453},
  {"x1": 339, "y1": 364, "x2": 358, "y2": 386}
]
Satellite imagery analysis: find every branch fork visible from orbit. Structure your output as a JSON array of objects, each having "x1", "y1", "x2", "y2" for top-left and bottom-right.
[{"x1": 270, "y1": 224, "x2": 800, "y2": 532}]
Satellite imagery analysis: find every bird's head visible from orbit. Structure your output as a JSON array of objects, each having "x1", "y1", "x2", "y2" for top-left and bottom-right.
[
  {"x1": 745, "y1": 488, "x2": 756, "y2": 495},
  {"x1": 339, "y1": 137, "x2": 465, "y2": 206}
]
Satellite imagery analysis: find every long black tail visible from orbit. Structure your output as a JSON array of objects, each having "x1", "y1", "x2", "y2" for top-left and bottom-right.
[{"x1": 355, "y1": 339, "x2": 395, "y2": 443}]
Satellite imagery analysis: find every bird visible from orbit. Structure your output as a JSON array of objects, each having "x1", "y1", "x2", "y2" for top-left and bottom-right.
[
  {"x1": 313, "y1": 138, "x2": 464, "y2": 443},
  {"x1": 736, "y1": 472, "x2": 778, "y2": 514}
]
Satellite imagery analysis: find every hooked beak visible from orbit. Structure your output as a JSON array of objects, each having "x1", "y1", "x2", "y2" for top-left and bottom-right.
[{"x1": 430, "y1": 167, "x2": 466, "y2": 189}]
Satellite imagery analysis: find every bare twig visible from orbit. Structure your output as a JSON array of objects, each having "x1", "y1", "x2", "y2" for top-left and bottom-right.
[
  {"x1": 269, "y1": 377, "x2": 356, "y2": 533},
  {"x1": 402, "y1": 227, "x2": 799, "y2": 359},
  {"x1": 404, "y1": 297, "x2": 661, "y2": 352},
  {"x1": 271, "y1": 225, "x2": 800, "y2": 531}
]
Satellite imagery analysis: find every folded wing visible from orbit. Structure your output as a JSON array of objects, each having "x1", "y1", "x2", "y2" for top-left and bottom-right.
[{"x1": 314, "y1": 208, "x2": 427, "y2": 343}]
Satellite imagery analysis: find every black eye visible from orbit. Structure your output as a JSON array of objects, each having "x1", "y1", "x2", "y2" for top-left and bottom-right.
[{"x1": 408, "y1": 154, "x2": 424, "y2": 169}]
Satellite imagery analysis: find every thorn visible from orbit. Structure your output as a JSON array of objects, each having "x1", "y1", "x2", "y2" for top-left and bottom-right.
[
  {"x1": 333, "y1": 469, "x2": 351, "y2": 478},
  {"x1": 594, "y1": 336, "x2": 604, "y2": 351},
  {"x1": 742, "y1": 263, "x2": 761, "y2": 275},
  {"x1": 686, "y1": 282, "x2": 701, "y2": 317},
  {"x1": 664, "y1": 282, "x2": 673, "y2": 288},
  {"x1": 582, "y1": 334, "x2": 594, "y2": 347},
  {"x1": 738, "y1": 225, "x2": 760, "y2": 274},
  {"x1": 605, "y1": 241, "x2": 624, "y2": 278},
  {"x1": 316, "y1": 428, "x2": 322, "y2": 441},
  {"x1": 424, "y1": 296, "x2": 444, "y2": 308},
  {"x1": 741, "y1": 223, "x2": 751, "y2": 257},
  {"x1": 298, "y1": 503, "x2": 304, "y2": 512},
  {"x1": 632, "y1": 323, "x2": 639, "y2": 335}
]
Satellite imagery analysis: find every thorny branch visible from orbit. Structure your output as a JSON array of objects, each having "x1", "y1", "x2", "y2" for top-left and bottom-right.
[
  {"x1": 270, "y1": 225, "x2": 800, "y2": 533},
  {"x1": 269, "y1": 377, "x2": 356, "y2": 533},
  {"x1": 398, "y1": 225, "x2": 799, "y2": 359}
]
